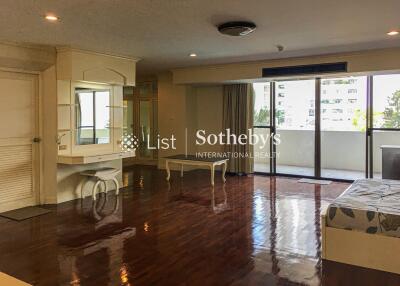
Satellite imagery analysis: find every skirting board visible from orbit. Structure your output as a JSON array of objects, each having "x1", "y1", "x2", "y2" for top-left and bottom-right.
[{"x1": 321, "y1": 213, "x2": 400, "y2": 274}]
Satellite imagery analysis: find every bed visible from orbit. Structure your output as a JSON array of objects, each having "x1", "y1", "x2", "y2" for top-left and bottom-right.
[{"x1": 321, "y1": 179, "x2": 400, "y2": 274}]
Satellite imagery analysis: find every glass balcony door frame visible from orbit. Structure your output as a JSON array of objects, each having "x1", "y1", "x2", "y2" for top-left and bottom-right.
[
  {"x1": 255, "y1": 77, "x2": 367, "y2": 182},
  {"x1": 256, "y1": 73, "x2": 400, "y2": 181},
  {"x1": 273, "y1": 78, "x2": 321, "y2": 178},
  {"x1": 366, "y1": 75, "x2": 400, "y2": 178},
  {"x1": 254, "y1": 80, "x2": 322, "y2": 179},
  {"x1": 253, "y1": 82, "x2": 276, "y2": 174}
]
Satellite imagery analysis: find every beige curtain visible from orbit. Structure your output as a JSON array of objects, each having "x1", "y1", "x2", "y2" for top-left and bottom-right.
[{"x1": 222, "y1": 84, "x2": 254, "y2": 174}]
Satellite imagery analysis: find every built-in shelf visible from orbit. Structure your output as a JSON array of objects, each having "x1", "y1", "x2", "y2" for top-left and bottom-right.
[{"x1": 58, "y1": 150, "x2": 135, "y2": 165}]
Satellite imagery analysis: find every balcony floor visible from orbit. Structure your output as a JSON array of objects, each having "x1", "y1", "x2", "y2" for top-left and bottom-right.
[{"x1": 255, "y1": 163, "x2": 381, "y2": 180}]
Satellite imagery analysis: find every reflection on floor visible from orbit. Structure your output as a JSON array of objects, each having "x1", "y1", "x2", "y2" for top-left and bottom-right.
[
  {"x1": 255, "y1": 163, "x2": 381, "y2": 180},
  {"x1": 0, "y1": 165, "x2": 399, "y2": 285}
]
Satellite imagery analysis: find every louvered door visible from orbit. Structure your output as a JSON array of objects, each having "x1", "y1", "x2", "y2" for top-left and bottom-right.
[{"x1": 0, "y1": 71, "x2": 38, "y2": 212}]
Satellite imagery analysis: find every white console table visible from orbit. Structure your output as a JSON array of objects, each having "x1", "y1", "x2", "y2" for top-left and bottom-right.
[
  {"x1": 165, "y1": 154, "x2": 228, "y2": 186},
  {"x1": 58, "y1": 150, "x2": 135, "y2": 165}
]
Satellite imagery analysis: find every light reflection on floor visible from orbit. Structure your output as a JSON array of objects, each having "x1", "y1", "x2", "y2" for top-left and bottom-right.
[{"x1": 4, "y1": 166, "x2": 397, "y2": 285}]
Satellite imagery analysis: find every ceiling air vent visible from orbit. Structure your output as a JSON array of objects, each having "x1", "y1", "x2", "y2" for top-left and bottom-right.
[
  {"x1": 218, "y1": 21, "x2": 256, "y2": 36},
  {"x1": 262, "y1": 62, "x2": 348, "y2": 77}
]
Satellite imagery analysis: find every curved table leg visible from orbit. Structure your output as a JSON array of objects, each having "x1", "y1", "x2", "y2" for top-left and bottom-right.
[
  {"x1": 112, "y1": 178, "x2": 120, "y2": 195},
  {"x1": 92, "y1": 180, "x2": 101, "y2": 201},
  {"x1": 222, "y1": 161, "x2": 227, "y2": 183},
  {"x1": 79, "y1": 176, "x2": 88, "y2": 199},
  {"x1": 210, "y1": 164, "x2": 215, "y2": 186},
  {"x1": 102, "y1": 180, "x2": 108, "y2": 201},
  {"x1": 166, "y1": 160, "x2": 171, "y2": 181}
]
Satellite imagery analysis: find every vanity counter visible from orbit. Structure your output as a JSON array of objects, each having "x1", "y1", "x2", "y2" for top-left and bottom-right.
[{"x1": 58, "y1": 150, "x2": 135, "y2": 165}]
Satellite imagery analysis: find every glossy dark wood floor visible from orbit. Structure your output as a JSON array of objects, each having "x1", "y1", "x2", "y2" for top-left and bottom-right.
[{"x1": 1, "y1": 166, "x2": 400, "y2": 286}]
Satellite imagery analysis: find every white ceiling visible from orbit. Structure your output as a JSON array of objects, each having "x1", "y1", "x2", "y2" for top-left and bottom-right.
[{"x1": 1, "y1": 0, "x2": 400, "y2": 75}]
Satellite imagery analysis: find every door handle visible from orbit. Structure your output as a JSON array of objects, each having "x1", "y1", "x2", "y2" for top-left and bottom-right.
[{"x1": 33, "y1": 137, "x2": 42, "y2": 143}]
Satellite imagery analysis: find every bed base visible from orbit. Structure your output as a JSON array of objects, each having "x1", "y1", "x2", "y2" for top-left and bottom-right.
[{"x1": 321, "y1": 211, "x2": 400, "y2": 275}]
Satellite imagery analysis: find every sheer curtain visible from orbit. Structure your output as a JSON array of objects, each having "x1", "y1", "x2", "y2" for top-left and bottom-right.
[{"x1": 222, "y1": 84, "x2": 254, "y2": 174}]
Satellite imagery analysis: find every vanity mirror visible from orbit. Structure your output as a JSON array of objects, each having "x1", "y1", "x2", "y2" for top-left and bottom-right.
[{"x1": 75, "y1": 88, "x2": 111, "y2": 145}]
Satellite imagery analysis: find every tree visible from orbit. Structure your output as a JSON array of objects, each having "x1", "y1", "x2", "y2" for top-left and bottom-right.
[
  {"x1": 352, "y1": 109, "x2": 366, "y2": 131},
  {"x1": 352, "y1": 109, "x2": 382, "y2": 131},
  {"x1": 383, "y1": 90, "x2": 400, "y2": 128},
  {"x1": 254, "y1": 107, "x2": 270, "y2": 126},
  {"x1": 276, "y1": 110, "x2": 285, "y2": 125},
  {"x1": 254, "y1": 108, "x2": 285, "y2": 126}
]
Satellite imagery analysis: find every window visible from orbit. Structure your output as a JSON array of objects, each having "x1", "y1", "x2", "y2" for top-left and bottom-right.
[
  {"x1": 373, "y1": 74, "x2": 400, "y2": 128},
  {"x1": 321, "y1": 76, "x2": 366, "y2": 131},
  {"x1": 252, "y1": 73, "x2": 400, "y2": 180},
  {"x1": 275, "y1": 80, "x2": 315, "y2": 130},
  {"x1": 253, "y1": 83, "x2": 271, "y2": 126},
  {"x1": 75, "y1": 88, "x2": 111, "y2": 145}
]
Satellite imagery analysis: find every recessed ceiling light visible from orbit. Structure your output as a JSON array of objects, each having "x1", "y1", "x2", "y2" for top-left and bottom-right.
[
  {"x1": 44, "y1": 14, "x2": 59, "y2": 22},
  {"x1": 189, "y1": 53, "x2": 197, "y2": 57},
  {"x1": 387, "y1": 30, "x2": 399, "y2": 36}
]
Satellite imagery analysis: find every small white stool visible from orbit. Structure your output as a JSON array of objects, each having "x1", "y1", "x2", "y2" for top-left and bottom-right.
[{"x1": 80, "y1": 168, "x2": 121, "y2": 201}]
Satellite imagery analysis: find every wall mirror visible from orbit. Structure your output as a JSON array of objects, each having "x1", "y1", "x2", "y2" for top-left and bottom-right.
[{"x1": 75, "y1": 87, "x2": 111, "y2": 145}]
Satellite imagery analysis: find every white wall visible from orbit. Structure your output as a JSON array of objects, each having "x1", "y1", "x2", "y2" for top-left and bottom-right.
[
  {"x1": 173, "y1": 47, "x2": 400, "y2": 84},
  {"x1": 41, "y1": 66, "x2": 58, "y2": 204},
  {"x1": 157, "y1": 72, "x2": 193, "y2": 169},
  {"x1": 193, "y1": 85, "x2": 224, "y2": 154},
  {"x1": 157, "y1": 72, "x2": 225, "y2": 169}
]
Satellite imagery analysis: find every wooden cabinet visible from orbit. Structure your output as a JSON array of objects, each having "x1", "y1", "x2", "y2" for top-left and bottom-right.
[
  {"x1": 56, "y1": 48, "x2": 138, "y2": 86},
  {"x1": 56, "y1": 49, "x2": 137, "y2": 163}
]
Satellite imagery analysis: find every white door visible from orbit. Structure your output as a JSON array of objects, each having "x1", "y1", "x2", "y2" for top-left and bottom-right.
[{"x1": 0, "y1": 71, "x2": 39, "y2": 212}]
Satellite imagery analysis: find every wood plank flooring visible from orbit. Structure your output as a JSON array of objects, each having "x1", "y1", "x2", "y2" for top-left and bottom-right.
[{"x1": 0, "y1": 165, "x2": 399, "y2": 285}]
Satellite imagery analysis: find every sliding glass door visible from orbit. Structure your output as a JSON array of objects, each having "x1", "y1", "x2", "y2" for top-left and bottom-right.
[
  {"x1": 275, "y1": 80, "x2": 315, "y2": 176},
  {"x1": 320, "y1": 76, "x2": 367, "y2": 180},
  {"x1": 370, "y1": 74, "x2": 400, "y2": 178},
  {"x1": 253, "y1": 72, "x2": 400, "y2": 181}
]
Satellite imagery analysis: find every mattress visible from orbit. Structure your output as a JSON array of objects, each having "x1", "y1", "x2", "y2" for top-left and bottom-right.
[{"x1": 326, "y1": 179, "x2": 400, "y2": 238}]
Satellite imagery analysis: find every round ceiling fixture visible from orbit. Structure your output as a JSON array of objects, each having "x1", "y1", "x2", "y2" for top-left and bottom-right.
[{"x1": 217, "y1": 21, "x2": 256, "y2": 36}]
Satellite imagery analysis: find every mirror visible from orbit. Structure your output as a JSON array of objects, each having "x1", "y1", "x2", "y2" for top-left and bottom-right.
[{"x1": 75, "y1": 88, "x2": 111, "y2": 145}]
